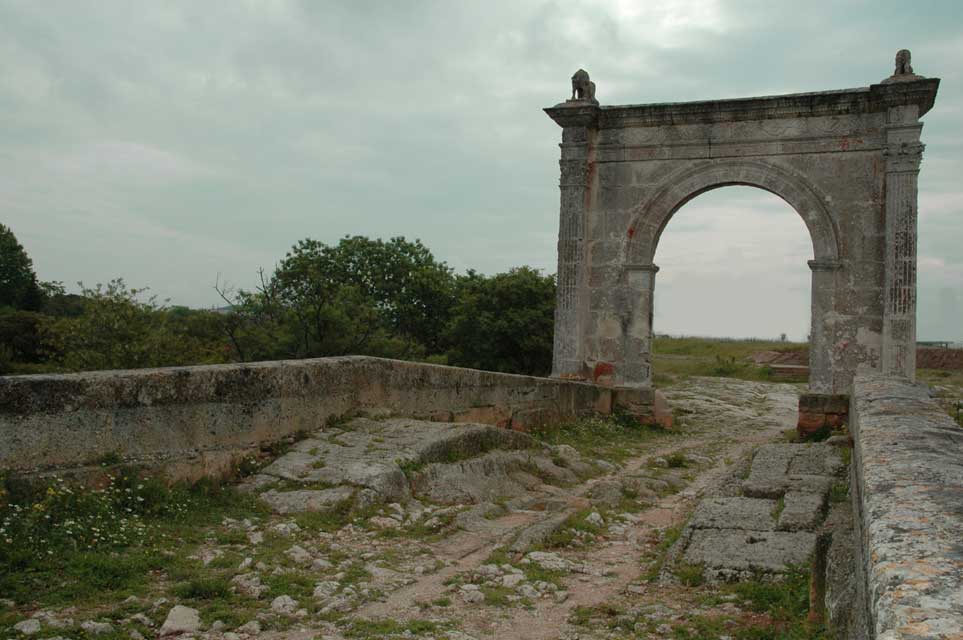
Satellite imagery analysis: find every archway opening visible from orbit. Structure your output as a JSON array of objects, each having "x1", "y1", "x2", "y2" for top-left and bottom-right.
[{"x1": 651, "y1": 185, "x2": 813, "y2": 381}]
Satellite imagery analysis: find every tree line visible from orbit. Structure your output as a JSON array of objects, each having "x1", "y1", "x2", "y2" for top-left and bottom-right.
[{"x1": 0, "y1": 224, "x2": 556, "y2": 377}]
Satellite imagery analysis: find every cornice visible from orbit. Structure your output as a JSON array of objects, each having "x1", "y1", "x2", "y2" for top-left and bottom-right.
[{"x1": 545, "y1": 78, "x2": 939, "y2": 130}]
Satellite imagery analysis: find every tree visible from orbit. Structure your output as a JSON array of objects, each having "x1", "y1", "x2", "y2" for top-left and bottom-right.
[
  {"x1": 42, "y1": 279, "x2": 228, "y2": 371},
  {"x1": 259, "y1": 235, "x2": 456, "y2": 359},
  {"x1": 445, "y1": 267, "x2": 556, "y2": 376},
  {"x1": 322, "y1": 236, "x2": 455, "y2": 353},
  {"x1": 0, "y1": 224, "x2": 43, "y2": 311}
]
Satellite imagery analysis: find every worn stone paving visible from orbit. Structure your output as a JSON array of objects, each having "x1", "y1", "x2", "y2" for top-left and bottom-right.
[
  {"x1": 668, "y1": 442, "x2": 845, "y2": 582},
  {"x1": 9, "y1": 377, "x2": 844, "y2": 640}
]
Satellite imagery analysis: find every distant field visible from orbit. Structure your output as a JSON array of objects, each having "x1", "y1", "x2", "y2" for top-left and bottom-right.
[{"x1": 651, "y1": 336, "x2": 807, "y2": 386}]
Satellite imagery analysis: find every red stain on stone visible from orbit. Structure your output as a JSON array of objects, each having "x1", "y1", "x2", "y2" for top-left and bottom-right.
[
  {"x1": 627, "y1": 227, "x2": 635, "y2": 238},
  {"x1": 840, "y1": 137, "x2": 850, "y2": 151},
  {"x1": 593, "y1": 362, "x2": 615, "y2": 382}
]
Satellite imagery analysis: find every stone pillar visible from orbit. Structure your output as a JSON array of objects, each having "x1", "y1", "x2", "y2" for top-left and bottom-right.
[
  {"x1": 621, "y1": 263, "x2": 658, "y2": 387},
  {"x1": 807, "y1": 259, "x2": 840, "y2": 393},
  {"x1": 881, "y1": 105, "x2": 924, "y2": 379},
  {"x1": 545, "y1": 106, "x2": 599, "y2": 378}
]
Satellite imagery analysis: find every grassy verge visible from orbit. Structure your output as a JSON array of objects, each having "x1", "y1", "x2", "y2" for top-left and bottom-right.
[
  {"x1": 0, "y1": 470, "x2": 270, "y2": 628},
  {"x1": 532, "y1": 411, "x2": 673, "y2": 465},
  {"x1": 575, "y1": 565, "x2": 826, "y2": 639}
]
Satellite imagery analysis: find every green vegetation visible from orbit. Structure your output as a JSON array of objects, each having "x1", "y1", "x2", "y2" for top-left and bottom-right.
[
  {"x1": 652, "y1": 336, "x2": 807, "y2": 384},
  {"x1": 829, "y1": 482, "x2": 849, "y2": 504},
  {"x1": 1, "y1": 233, "x2": 558, "y2": 377},
  {"x1": 533, "y1": 410, "x2": 673, "y2": 464},
  {"x1": 445, "y1": 266, "x2": 556, "y2": 375},
  {"x1": 343, "y1": 617, "x2": 443, "y2": 638},
  {"x1": 172, "y1": 577, "x2": 231, "y2": 601},
  {"x1": 537, "y1": 508, "x2": 606, "y2": 550},
  {"x1": 0, "y1": 471, "x2": 267, "y2": 609},
  {"x1": 0, "y1": 223, "x2": 46, "y2": 312},
  {"x1": 672, "y1": 562, "x2": 706, "y2": 587},
  {"x1": 642, "y1": 524, "x2": 683, "y2": 581},
  {"x1": 666, "y1": 452, "x2": 689, "y2": 468},
  {"x1": 574, "y1": 566, "x2": 826, "y2": 639},
  {"x1": 773, "y1": 496, "x2": 786, "y2": 520}
]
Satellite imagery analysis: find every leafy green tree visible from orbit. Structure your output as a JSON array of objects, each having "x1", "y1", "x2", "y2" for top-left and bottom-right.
[
  {"x1": 0, "y1": 310, "x2": 46, "y2": 364},
  {"x1": 446, "y1": 266, "x2": 556, "y2": 375},
  {"x1": 0, "y1": 224, "x2": 44, "y2": 311},
  {"x1": 42, "y1": 279, "x2": 228, "y2": 371},
  {"x1": 322, "y1": 236, "x2": 455, "y2": 353},
  {"x1": 247, "y1": 235, "x2": 455, "y2": 359}
]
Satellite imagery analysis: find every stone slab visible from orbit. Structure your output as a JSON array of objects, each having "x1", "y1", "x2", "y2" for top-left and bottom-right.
[
  {"x1": 787, "y1": 445, "x2": 844, "y2": 477},
  {"x1": 776, "y1": 491, "x2": 825, "y2": 532},
  {"x1": 743, "y1": 474, "x2": 832, "y2": 499},
  {"x1": 688, "y1": 497, "x2": 776, "y2": 531},
  {"x1": 682, "y1": 529, "x2": 817, "y2": 574},
  {"x1": 260, "y1": 487, "x2": 355, "y2": 515}
]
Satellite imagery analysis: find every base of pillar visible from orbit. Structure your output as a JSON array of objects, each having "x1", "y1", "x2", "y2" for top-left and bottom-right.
[
  {"x1": 797, "y1": 393, "x2": 849, "y2": 439},
  {"x1": 613, "y1": 386, "x2": 672, "y2": 428}
]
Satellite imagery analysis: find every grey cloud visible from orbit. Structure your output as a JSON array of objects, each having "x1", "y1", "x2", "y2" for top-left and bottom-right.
[{"x1": 1, "y1": 0, "x2": 960, "y2": 340}]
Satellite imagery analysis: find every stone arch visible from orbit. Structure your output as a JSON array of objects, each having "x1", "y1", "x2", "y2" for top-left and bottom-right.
[
  {"x1": 545, "y1": 71, "x2": 939, "y2": 395},
  {"x1": 623, "y1": 159, "x2": 841, "y2": 269},
  {"x1": 617, "y1": 159, "x2": 842, "y2": 392}
]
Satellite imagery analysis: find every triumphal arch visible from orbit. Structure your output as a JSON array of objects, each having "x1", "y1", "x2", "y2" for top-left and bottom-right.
[{"x1": 546, "y1": 52, "x2": 939, "y2": 395}]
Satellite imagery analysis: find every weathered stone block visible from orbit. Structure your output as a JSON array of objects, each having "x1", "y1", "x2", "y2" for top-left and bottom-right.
[
  {"x1": 682, "y1": 529, "x2": 817, "y2": 575},
  {"x1": 776, "y1": 491, "x2": 826, "y2": 531},
  {"x1": 688, "y1": 497, "x2": 776, "y2": 531}
]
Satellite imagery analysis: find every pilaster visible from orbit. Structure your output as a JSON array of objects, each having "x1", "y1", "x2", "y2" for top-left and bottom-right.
[
  {"x1": 881, "y1": 105, "x2": 924, "y2": 379},
  {"x1": 545, "y1": 104, "x2": 600, "y2": 377}
]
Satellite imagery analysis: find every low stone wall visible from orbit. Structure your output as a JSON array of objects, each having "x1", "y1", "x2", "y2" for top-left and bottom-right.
[
  {"x1": 849, "y1": 374, "x2": 963, "y2": 638},
  {"x1": 0, "y1": 356, "x2": 646, "y2": 481}
]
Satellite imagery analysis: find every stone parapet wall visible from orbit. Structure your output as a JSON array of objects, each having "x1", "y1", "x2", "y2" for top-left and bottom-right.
[
  {"x1": 0, "y1": 357, "x2": 641, "y2": 481},
  {"x1": 849, "y1": 374, "x2": 963, "y2": 638}
]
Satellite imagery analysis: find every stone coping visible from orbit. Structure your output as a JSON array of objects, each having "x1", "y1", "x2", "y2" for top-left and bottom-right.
[
  {"x1": 0, "y1": 356, "x2": 645, "y2": 479},
  {"x1": 850, "y1": 374, "x2": 963, "y2": 639},
  {"x1": 545, "y1": 78, "x2": 940, "y2": 129}
]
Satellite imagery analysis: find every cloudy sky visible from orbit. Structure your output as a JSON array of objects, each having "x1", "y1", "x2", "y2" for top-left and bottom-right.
[{"x1": 2, "y1": 0, "x2": 961, "y2": 341}]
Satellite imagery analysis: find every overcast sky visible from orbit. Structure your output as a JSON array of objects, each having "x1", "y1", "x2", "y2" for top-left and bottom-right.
[{"x1": 2, "y1": 0, "x2": 961, "y2": 341}]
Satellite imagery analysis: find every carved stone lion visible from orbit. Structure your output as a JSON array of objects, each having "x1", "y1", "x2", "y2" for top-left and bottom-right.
[
  {"x1": 894, "y1": 49, "x2": 914, "y2": 75},
  {"x1": 570, "y1": 69, "x2": 598, "y2": 105},
  {"x1": 881, "y1": 49, "x2": 922, "y2": 84}
]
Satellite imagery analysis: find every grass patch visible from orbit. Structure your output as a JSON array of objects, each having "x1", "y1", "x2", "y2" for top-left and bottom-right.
[
  {"x1": 292, "y1": 498, "x2": 355, "y2": 532},
  {"x1": 642, "y1": 524, "x2": 683, "y2": 581},
  {"x1": 672, "y1": 562, "x2": 705, "y2": 587},
  {"x1": 481, "y1": 585, "x2": 515, "y2": 606},
  {"x1": 91, "y1": 451, "x2": 123, "y2": 466},
  {"x1": 569, "y1": 602, "x2": 624, "y2": 626},
  {"x1": 172, "y1": 577, "x2": 231, "y2": 601},
  {"x1": 650, "y1": 336, "x2": 807, "y2": 384},
  {"x1": 532, "y1": 411, "x2": 672, "y2": 465},
  {"x1": 666, "y1": 452, "x2": 689, "y2": 468},
  {"x1": 535, "y1": 508, "x2": 604, "y2": 550},
  {"x1": 772, "y1": 496, "x2": 786, "y2": 521},
  {"x1": 0, "y1": 471, "x2": 267, "y2": 609},
  {"x1": 343, "y1": 618, "x2": 443, "y2": 638},
  {"x1": 263, "y1": 570, "x2": 315, "y2": 600},
  {"x1": 828, "y1": 482, "x2": 848, "y2": 504}
]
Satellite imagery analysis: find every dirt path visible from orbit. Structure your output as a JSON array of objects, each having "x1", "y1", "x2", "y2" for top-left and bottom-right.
[{"x1": 355, "y1": 378, "x2": 801, "y2": 639}]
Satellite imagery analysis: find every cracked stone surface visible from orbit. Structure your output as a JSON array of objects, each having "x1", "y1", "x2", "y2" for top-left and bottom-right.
[
  {"x1": 682, "y1": 529, "x2": 818, "y2": 574},
  {"x1": 665, "y1": 440, "x2": 843, "y2": 583},
  {"x1": 688, "y1": 497, "x2": 776, "y2": 531},
  {"x1": 248, "y1": 418, "x2": 563, "y2": 510}
]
